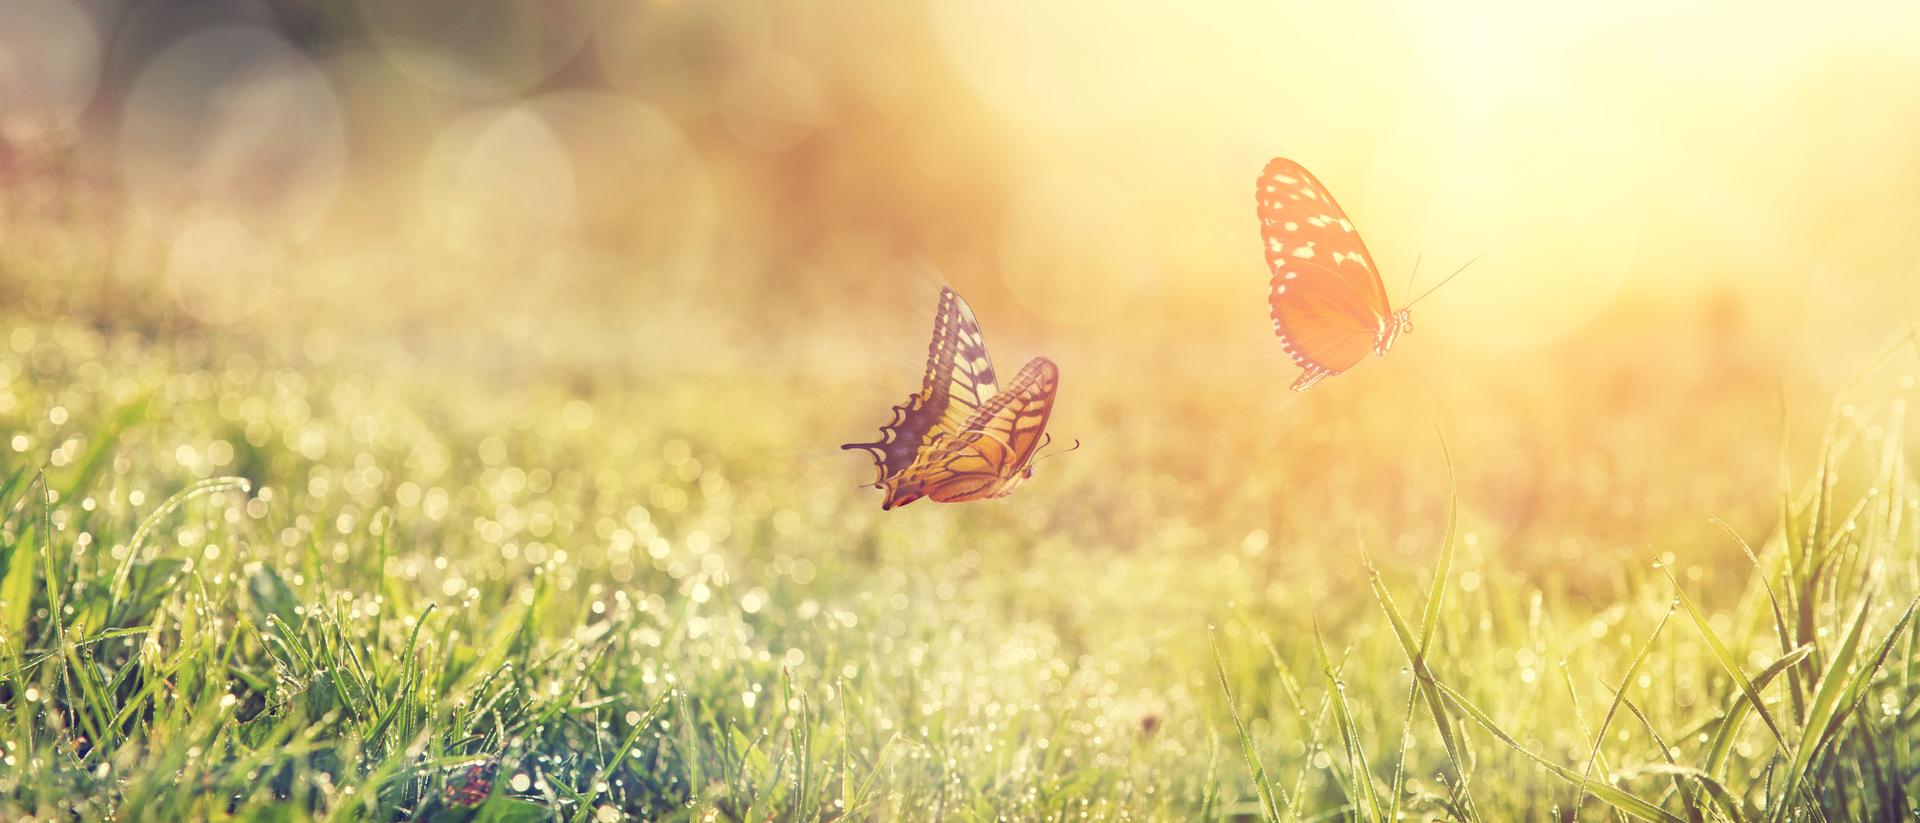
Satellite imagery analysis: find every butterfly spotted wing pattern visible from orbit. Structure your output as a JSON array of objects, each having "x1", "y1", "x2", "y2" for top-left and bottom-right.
[
  {"x1": 883, "y1": 357, "x2": 1058, "y2": 509},
  {"x1": 1256, "y1": 158, "x2": 1397, "y2": 390},
  {"x1": 842, "y1": 287, "x2": 1000, "y2": 483}
]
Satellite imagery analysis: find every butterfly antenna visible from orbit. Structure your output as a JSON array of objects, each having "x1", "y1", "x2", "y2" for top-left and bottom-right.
[
  {"x1": 1405, "y1": 254, "x2": 1481, "y2": 309},
  {"x1": 1402, "y1": 255, "x2": 1423, "y2": 306},
  {"x1": 1032, "y1": 437, "x2": 1083, "y2": 466}
]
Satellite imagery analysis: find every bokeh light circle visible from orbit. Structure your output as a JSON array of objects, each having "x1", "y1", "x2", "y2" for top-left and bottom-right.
[
  {"x1": 167, "y1": 216, "x2": 279, "y2": 326},
  {"x1": 416, "y1": 104, "x2": 577, "y2": 261},
  {"x1": 313, "y1": 45, "x2": 441, "y2": 192},
  {"x1": 929, "y1": 0, "x2": 1191, "y2": 130},
  {"x1": 357, "y1": 0, "x2": 604, "y2": 99},
  {"x1": 0, "y1": 0, "x2": 102, "y2": 140},
  {"x1": 595, "y1": 0, "x2": 772, "y2": 117},
  {"x1": 526, "y1": 91, "x2": 716, "y2": 297},
  {"x1": 812, "y1": 47, "x2": 910, "y2": 147},
  {"x1": 722, "y1": 54, "x2": 823, "y2": 153},
  {"x1": 118, "y1": 25, "x2": 345, "y2": 235}
]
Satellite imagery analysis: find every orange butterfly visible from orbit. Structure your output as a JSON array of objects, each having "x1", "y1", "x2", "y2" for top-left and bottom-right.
[
  {"x1": 1257, "y1": 158, "x2": 1453, "y2": 390},
  {"x1": 843, "y1": 288, "x2": 1060, "y2": 510}
]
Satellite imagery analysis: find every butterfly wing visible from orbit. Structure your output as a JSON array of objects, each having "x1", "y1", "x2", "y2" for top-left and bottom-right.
[
  {"x1": 881, "y1": 357, "x2": 1058, "y2": 509},
  {"x1": 1270, "y1": 260, "x2": 1382, "y2": 389},
  {"x1": 842, "y1": 287, "x2": 1002, "y2": 483},
  {"x1": 1256, "y1": 158, "x2": 1395, "y2": 389},
  {"x1": 924, "y1": 288, "x2": 1002, "y2": 431}
]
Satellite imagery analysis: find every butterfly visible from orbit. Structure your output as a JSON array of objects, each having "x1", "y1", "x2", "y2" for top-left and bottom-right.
[
  {"x1": 843, "y1": 287, "x2": 1060, "y2": 510},
  {"x1": 1255, "y1": 157, "x2": 1425, "y2": 391}
]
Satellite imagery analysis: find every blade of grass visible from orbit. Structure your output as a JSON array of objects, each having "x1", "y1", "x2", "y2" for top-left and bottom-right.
[
  {"x1": 1808, "y1": 595, "x2": 1919, "y2": 767},
  {"x1": 108, "y1": 476, "x2": 250, "y2": 611},
  {"x1": 1620, "y1": 697, "x2": 1706, "y2": 823},
  {"x1": 1366, "y1": 546, "x2": 1478, "y2": 817},
  {"x1": 1783, "y1": 590, "x2": 1877, "y2": 797},
  {"x1": 1210, "y1": 626, "x2": 1285, "y2": 822},
  {"x1": 1714, "y1": 518, "x2": 1796, "y2": 666},
  {"x1": 1704, "y1": 644, "x2": 1811, "y2": 780},
  {"x1": 1431, "y1": 680, "x2": 1683, "y2": 823},
  {"x1": 1636, "y1": 764, "x2": 1745, "y2": 823},
  {"x1": 1661, "y1": 563, "x2": 1796, "y2": 757},
  {"x1": 1310, "y1": 617, "x2": 1383, "y2": 822},
  {"x1": 568, "y1": 690, "x2": 674, "y2": 823},
  {"x1": 1574, "y1": 604, "x2": 1674, "y2": 819}
]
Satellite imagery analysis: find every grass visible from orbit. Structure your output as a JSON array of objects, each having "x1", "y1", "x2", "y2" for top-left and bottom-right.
[{"x1": 1, "y1": 313, "x2": 1918, "y2": 821}]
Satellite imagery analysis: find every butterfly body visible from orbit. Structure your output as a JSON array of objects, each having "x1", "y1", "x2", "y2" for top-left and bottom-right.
[
  {"x1": 844, "y1": 288, "x2": 1059, "y2": 509},
  {"x1": 1256, "y1": 157, "x2": 1410, "y2": 390}
]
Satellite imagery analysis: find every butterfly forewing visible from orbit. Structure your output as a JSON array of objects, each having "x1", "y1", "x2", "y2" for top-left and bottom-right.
[
  {"x1": 842, "y1": 287, "x2": 1001, "y2": 483},
  {"x1": 1256, "y1": 158, "x2": 1396, "y2": 387},
  {"x1": 1256, "y1": 159, "x2": 1390, "y2": 309},
  {"x1": 924, "y1": 288, "x2": 1001, "y2": 431}
]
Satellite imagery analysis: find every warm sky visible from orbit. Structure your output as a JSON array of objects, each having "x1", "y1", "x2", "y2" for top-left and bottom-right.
[{"x1": 3, "y1": 0, "x2": 1919, "y2": 371}]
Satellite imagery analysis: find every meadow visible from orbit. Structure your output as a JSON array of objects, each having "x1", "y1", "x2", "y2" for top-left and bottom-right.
[
  {"x1": 1, "y1": 275, "x2": 1917, "y2": 820},
  {"x1": 6, "y1": 1, "x2": 1920, "y2": 819}
]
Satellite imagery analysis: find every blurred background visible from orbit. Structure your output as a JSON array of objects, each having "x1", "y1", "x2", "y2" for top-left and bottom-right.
[{"x1": 3, "y1": 0, "x2": 1920, "y2": 584}]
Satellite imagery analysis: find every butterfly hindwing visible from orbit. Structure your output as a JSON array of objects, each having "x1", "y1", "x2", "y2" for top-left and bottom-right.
[
  {"x1": 842, "y1": 287, "x2": 1001, "y2": 484},
  {"x1": 1270, "y1": 259, "x2": 1380, "y2": 383},
  {"x1": 886, "y1": 357, "x2": 1058, "y2": 509}
]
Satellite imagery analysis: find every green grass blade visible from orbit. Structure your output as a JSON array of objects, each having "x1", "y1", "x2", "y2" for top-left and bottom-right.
[
  {"x1": 1574, "y1": 604, "x2": 1673, "y2": 817},
  {"x1": 1210, "y1": 626, "x2": 1285, "y2": 822},
  {"x1": 1367, "y1": 541, "x2": 1478, "y2": 819},
  {"x1": 1704, "y1": 644, "x2": 1811, "y2": 779},
  {"x1": 1432, "y1": 680, "x2": 1683, "y2": 823},
  {"x1": 1311, "y1": 618, "x2": 1383, "y2": 822},
  {"x1": 1620, "y1": 697, "x2": 1706, "y2": 823},
  {"x1": 1809, "y1": 595, "x2": 1920, "y2": 765},
  {"x1": 569, "y1": 690, "x2": 674, "y2": 823},
  {"x1": 108, "y1": 476, "x2": 250, "y2": 610},
  {"x1": 0, "y1": 504, "x2": 39, "y2": 644},
  {"x1": 1662, "y1": 564, "x2": 1796, "y2": 757},
  {"x1": 1418, "y1": 432, "x2": 1459, "y2": 660},
  {"x1": 1637, "y1": 764, "x2": 1745, "y2": 823},
  {"x1": 1784, "y1": 590, "x2": 1876, "y2": 796}
]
